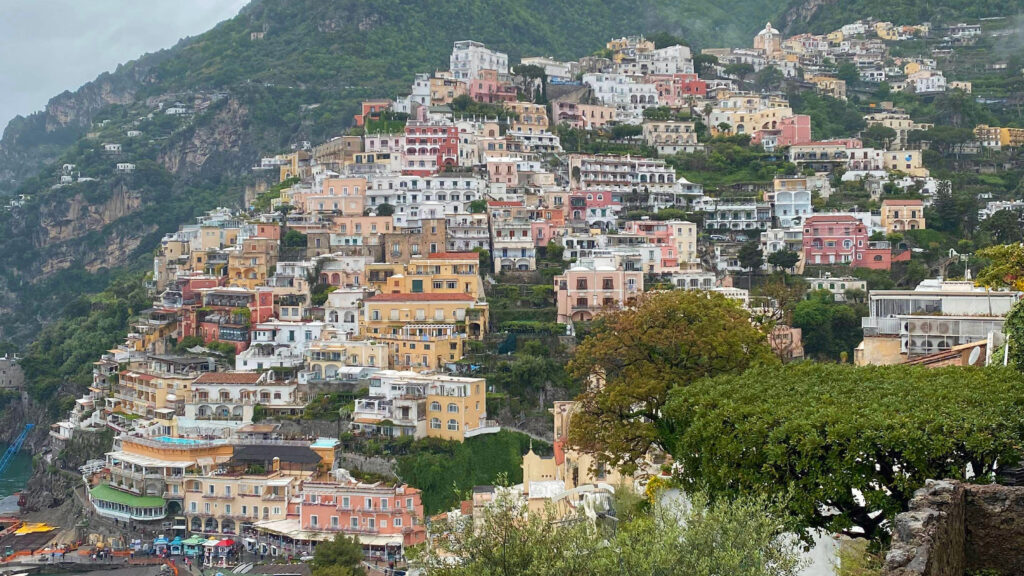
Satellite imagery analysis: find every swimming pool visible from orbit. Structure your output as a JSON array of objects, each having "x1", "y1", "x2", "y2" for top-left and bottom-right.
[{"x1": 153, "y1": 436, "x2": 204, "y2": 445}]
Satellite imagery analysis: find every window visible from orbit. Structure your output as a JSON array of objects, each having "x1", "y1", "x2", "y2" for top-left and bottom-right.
[
  {"x1": 331, "y1": 516, "x2": 339, "y2": 528},
  {"x1": 310, "y1": 515, "x2": 318, "y2": 528},
  {"x1": 190, "y1": 502, "x2": 197, "y2": 513},
  {"x1": 381, "y1": 498, "x2": 389, "y2": 510},
  {"x1": 448, "y1": 403, "x2": 459, "y2": 413},
  {"x1": 366, "y1": 497, "x2": 373, "y2": 509},
  {"x1": 394, "y1": 517, "x2": 403, "y2": 527},
  {"x1": 351, "y1": 517, "x2": 359, "y2": 528},
  {"x1": 430, "y1": 417, "x2": 441, "y2": 429},
  {"x1": 576, "y1": 278, "x2": 588, "y2": 290},
  {"x1": 342, "y1": 496, "x2": 350, "y2": 509},
  {"x1": 406, "y1": 497, "x2": 414, "y2": 510}
]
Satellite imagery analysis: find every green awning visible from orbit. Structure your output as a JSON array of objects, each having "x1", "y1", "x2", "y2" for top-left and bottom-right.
[
  {"x1": 182, "y1": 536, "x2": 207, "y2": 545},
  {"x1": 90, "y1": 484, "x2": 165, "y2": 508}
]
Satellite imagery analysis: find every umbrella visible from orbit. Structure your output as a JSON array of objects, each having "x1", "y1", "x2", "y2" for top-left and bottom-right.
[{"x1": 216, "y1": 539, "x2": 235, "y2": 547}]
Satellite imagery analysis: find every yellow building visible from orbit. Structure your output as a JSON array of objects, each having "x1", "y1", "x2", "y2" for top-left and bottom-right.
[
  {"x1": 198, "y1": 225, "x2": 240, "y2": 251},
  {"x1": 880, "y1": 199, "x2": 926, "y2": 233},
  {"x1": 182, "y1": 440, "x2": 334, "y2": 535},
  {"x1": 352, "y1": 371, "x2": 490, "y2": 441},
  {"x1": 227, "y1": 237, "x2": 280, "y2": 290},
  {"x1": 377, "y1": 324, "x2": 468, "y2": 372},
  {"x1": 306, "y1": 339, "x2": 390, "y2": 380},
  {"x1": 521, "y1": 401, "x2": 633, "y2": 503},
  {"x1": 430, "y1": 76, "x2": 467, "y2": 105},
  {"x1": 875, "y1": 22, "x2": 898, "y2": 41},
  {"x1": 883, "y1": 149, "x2": 928, "y2": 177},
  {"x1": 366, "y1": 253, "x2": 484, "y2": 300},
  {"x1": 93, "y1": 435, "x2": 234, "y2": 522},
  {"x1": 277, "y1": 150, "x2": 311, "y2": 182},
  {"x1": 363, "y1": 293, "x2": 488, "y2": 339},
  {"x1": 903, "y1": 62, "x2": 922, "y2": 76},
  {"x1": 504, "y1": 101, "x2": 549, "y2": 134},
  {"x1": 421, "y1": 374, "x2": 488, "y2": 441},
  {"x1": 809, "y1": 76, "x2": 847, "y2": 101},
  {"x1": 108, "y1": 355, "x2": 214, "y2": 418}
]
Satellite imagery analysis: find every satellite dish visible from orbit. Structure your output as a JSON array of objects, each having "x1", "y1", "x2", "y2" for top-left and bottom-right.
[{"x1": 968, "y1": 347, "x2": 982, "y2": 366}]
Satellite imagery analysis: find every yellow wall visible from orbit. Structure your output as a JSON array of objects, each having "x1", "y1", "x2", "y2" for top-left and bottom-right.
[{"x1": 425, "y1": 378, "x2": 486, "y2": 441}]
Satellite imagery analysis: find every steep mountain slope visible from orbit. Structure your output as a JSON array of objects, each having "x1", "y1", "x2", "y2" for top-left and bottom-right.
[
  {"x1": 0, "y1": 0, "x2": 1018, "y2": 343},
  {"x1": 0, "y1": 0, "x2": 785, "y2": 343}
]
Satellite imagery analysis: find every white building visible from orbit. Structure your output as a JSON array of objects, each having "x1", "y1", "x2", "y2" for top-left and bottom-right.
[
  {"x1": 581, "y1": 73, "x2": 659, "y2": 124},
  {"x1": 235, "y1": 320, "x2": 326, "y2": 371},
  {"x1": 450, "y1": 40, "x2": 509, "y2": 81},
  {"x1": 324, "y1": 287, "x2": 371, "y2": 337},
  {"x1": 187, "y1": 371, "x2": 300, "y2": 422},
  {"x1": 365, "y1": 173, "x2": 487, "y2": 227}
]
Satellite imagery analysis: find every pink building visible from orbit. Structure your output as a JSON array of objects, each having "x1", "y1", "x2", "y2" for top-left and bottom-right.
[
  {"x1": 777, "y1": 115, "x2": 812, "y2": 147},
  {"x1": 469, "y1": 69, "x2": 517, "y2": 104},
  {"x1": 852, "y1": 241, "x2": 911, "y2": 270},
  {"x1": 802, "y1": 215, "x2": 867, "y2": 265},
  {"x1": 551, "y1": 101, "x2": 617, "y2": 129},
  {"x1": 649, "y1": 73, "x2": 707, "y2": 106},
  {"x1": 553, "y1": 255, "x2": 643, "y2": 323},
  {"x1": 486, "y1": 158, "x2": 518, "y2": 185},
  {"x1": 621, "y1": 220, "x2": 679, "y2": 270},
  {"x1": 404, "y1": 121, "x2": 459, "y2": 176},
  {"x1": 298, "y1": 482, "x2": 427, "y2": 551}
]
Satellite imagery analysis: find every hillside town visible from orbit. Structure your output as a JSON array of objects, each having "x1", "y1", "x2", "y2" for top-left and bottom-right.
[{"x1": 5, "y1": 13, "x2": 1024, "y2": 576}]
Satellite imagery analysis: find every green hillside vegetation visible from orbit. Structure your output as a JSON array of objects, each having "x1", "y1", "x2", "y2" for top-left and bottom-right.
[{"x1": 394, "y1": 430, "x2": 551, "y2": 514}]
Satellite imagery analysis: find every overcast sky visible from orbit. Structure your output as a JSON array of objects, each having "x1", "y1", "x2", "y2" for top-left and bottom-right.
[{"x1": 0, "y1": 0, "x2": 249, "y2": 129}]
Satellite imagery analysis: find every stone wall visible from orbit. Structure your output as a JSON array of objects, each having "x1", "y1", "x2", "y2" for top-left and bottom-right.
[
  {"x1": 964, "y1": 483, "x2": 1024, "y2": 574},
  {"x1": 884, "y1": 480, "x2": 1024, "y2": 576},
  {"x1": 884, "y1": 480, "x2": 965, "y2": 576}
]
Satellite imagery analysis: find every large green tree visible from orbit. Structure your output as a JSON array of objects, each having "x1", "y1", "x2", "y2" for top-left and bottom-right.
[
  {"x1": 312, "y1": 533, "x2": 364, "y2": 576},
  {"x1": 567, "y1": 291, "x2": 775, "y2": 473},
  {"x1": 663, "y1": 363, "x2": 1024, "y2": 540},
  {"x1": 792, "y1": 290, "x2": 864, "y2": 361}
]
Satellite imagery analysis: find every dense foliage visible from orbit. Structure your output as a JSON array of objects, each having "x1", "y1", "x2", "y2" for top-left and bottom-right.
[
  {"x1": 664, "y1": 363, "x2": 1024, "y2": 540},
  {"x1": 311, "y1": 533, "x2": 365, "y2": 576},
  {"x1": 419, "y1": 488, "x2": 800, "y2": 576},
  {"x1": 568, "y1": 290, "x2": 776, "y2": 473},
  {"x1": 395, "y1": 430, "x2": 549, "y2": 514},
  {"x1": 16, "y1": 272, "x2": 149, "y2": 414}
]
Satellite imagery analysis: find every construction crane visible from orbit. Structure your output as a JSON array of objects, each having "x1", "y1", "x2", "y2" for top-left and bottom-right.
[{"x1": 0, "y1": 424, "x2": 33, "y2": 478}]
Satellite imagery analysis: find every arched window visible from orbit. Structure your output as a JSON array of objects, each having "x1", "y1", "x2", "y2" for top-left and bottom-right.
[
  {"x1": 447, "y1": 403, "x2": 459, "y2": 413},
  {"x1": 447, "y1": 419, "x2": 459, "y2": 431},
  {"x1": 430, "y1": 401, "x2": 441, "y2": 411}
]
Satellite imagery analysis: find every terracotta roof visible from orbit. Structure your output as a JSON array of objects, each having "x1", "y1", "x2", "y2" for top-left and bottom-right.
[
  {"x1": 193, "y1": 372, "x2": 263, "y2": 384},
  {"x1": 366, "y1": 293, "x2": 476, "y2": 302},
  {"x1": 427, "y1": 252, "x2": 479, "y2": 260},
  {"x1": 487, "y1": 201, "x2": 523, "y2": 207},
  {"x1": 120, "y1": 370, "x2": 156, "y2": 381}
]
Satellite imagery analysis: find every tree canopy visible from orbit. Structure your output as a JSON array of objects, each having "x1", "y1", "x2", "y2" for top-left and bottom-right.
[
  {"x1": 417, "y1": 487, "x2": 801, "y2": 576},
  {"x1": 567, "y1": 290, "x2": 775, "y2": 473},
  {"x1": 976, "y1": 244, "x2": 1024, "y2": 290},
  {"x1": 663, "y1": 363, "x2": 1024, "y2": 540},
  {"x1": 767, "y1": 250, "x2": 800, "y2": 271},
  {"x1": 312, "y1": 533, "x2": 364, "y2": 576}
]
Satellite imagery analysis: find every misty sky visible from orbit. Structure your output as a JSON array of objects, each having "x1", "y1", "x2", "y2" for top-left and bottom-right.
[{"x1": 0, "y1": 0, "x2": 249, "y2": 128}]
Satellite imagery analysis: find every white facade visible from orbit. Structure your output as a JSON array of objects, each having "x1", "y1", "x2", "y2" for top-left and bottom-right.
[
  {"x1": 365, "y1": 174, "x2": 487, "y2": 227},
  {"x1": 581, "y1": 73, "x2": 659, "y2": 123},
  {"x1": 235, "y1": 320, "x2": 325, "y2": 371},
  {"x1": 450, "y1": 40, "x2": 509, "y2": 80}
]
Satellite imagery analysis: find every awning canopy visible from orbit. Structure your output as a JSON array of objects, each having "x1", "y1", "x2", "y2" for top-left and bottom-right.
[{"x1": 90, "y1": 484, "x2": 165, "y2": 508}]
